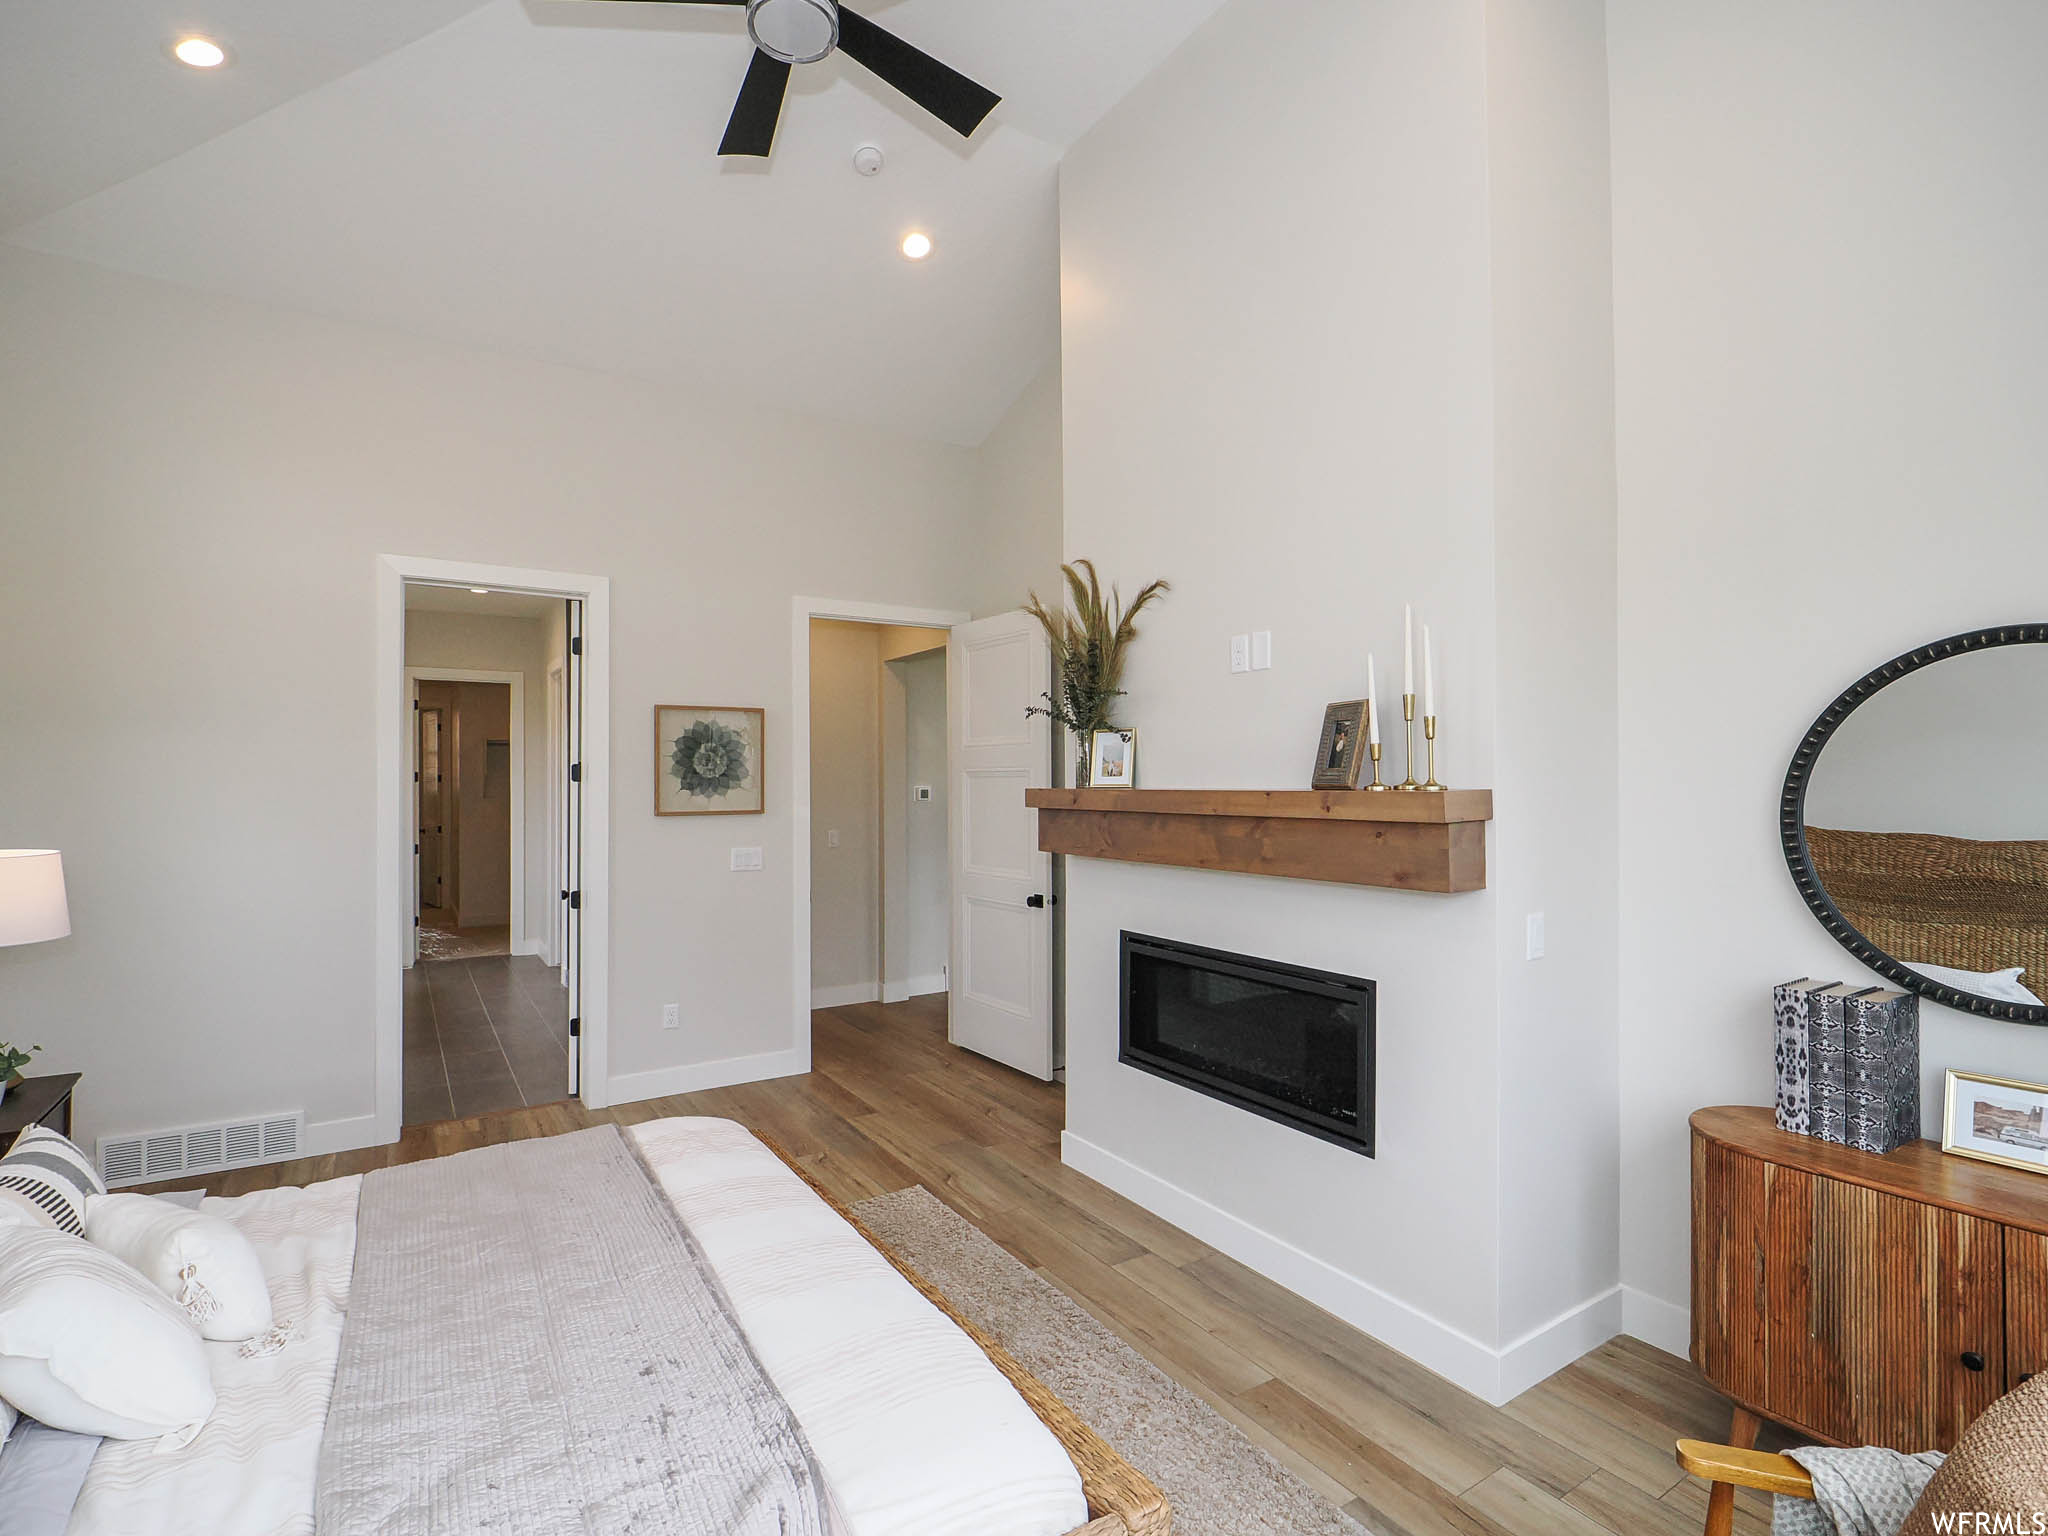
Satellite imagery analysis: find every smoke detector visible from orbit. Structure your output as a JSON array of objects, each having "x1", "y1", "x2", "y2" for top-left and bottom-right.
[{"x1": 852, "y1": 144, "x2": 885, "y2": 177}]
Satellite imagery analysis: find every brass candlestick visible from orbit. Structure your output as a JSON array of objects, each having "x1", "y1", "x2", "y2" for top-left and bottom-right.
[
  {"x1": 1396, "y1": 692, "x2": 1422, "y2": 790},
  {"x1": 1422, "y1": 714, "x2": 1445, "y2": 791},
  {"x1": 1365, "y1": 738, "x2": 1389, "y2": 790}
]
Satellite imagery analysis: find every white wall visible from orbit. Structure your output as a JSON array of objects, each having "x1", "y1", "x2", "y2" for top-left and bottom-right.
[
  {"x1": 1610, "y1": 0, "x2": 2048, "y2": 1346},
  {"x1": 809, "y1": 619, "x2": 882, "y2": 1005},
  {"x1": 1802, "y1": 645, "x2": 2048, "y2": 841},
  {"x1": 970, "y1": 359, "x2": 1065, "y2": 620},
  {"x1": 404, "y1": 608, "x2": 555, "y2": 950},
  {"x1": 1483, "y1": 0, "x2": 1622, "y2": 1361},
  {"x1": 0, "y1": 244, "x2": 1030, "y2": 1148}
]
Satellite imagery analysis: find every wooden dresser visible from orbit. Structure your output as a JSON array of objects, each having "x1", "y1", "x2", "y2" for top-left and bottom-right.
[{"x1": 1692, "y1": 1105, "x2": 2048, "y2": 1452}]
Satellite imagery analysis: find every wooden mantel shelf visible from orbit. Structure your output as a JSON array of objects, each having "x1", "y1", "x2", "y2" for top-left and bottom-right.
[{"x1": 1024, "y1": 788, "x2": 1493, "y2": 892}]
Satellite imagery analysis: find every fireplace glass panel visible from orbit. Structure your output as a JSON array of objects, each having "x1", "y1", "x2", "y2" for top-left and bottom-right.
[{"x1": 1120, "y1": 933, "x2": 1375, "y2": 1155}]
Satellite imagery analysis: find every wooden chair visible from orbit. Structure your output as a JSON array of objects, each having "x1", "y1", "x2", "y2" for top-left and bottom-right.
[{"x1": 1676, "y1": 1430, "x2": 1814, "y2": 1536}]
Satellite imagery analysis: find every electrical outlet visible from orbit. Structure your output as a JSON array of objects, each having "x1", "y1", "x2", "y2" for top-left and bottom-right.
[
  {"x1": 1230, "y1": 634, "x2": 1250, "y2": 673},
  {"x1": 827, "y1": 829, "x2": 841, "y2": 849},
  {"x1": 730, "y1": 846, "x2": 763, "y2": 871},
  {"x1": 1526, "y1": 912, "x2": 1546, "y2": 960},
  {"x1": 661, "y1": 1003, "x2": 680, "y2": 1030}
]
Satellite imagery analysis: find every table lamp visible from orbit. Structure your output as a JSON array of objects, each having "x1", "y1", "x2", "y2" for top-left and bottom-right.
[{"x1": 0, "y1": 851, "x2": 69, "y2": 949}]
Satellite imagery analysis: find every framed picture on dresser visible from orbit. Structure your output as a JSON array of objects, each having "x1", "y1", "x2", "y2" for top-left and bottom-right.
[{"x1": 1941, "y1": 1068, "x2": 2048, "y2": 1176}]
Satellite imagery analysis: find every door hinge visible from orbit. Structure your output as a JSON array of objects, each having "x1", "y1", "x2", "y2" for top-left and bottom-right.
[
  {"x1": 413, "y1": 842, "x2": 419, "y2": 855},
  {"x1": 569, "y1": 1017, "x2": 581, "y2": 1038},
  {"x1": 413, "y1": 770, "x2": 420, "y2": 783},
  {"x1": 570, "y1": 762, "x2": 581, "y2": 783},
  {"x1": 570, "y1": 637, "x2": 582, "y2": 657},
  {"x1": 413, "y1": 698, "x2": 419, "y2": 710},
  {"x1": 560, "y1": 888, "x2": 569, "y2": 901},
  {"x1": 413, "y1": 914, "x2": 420, "y2": 927},
  {"x1": 569, "y1": 890, "x2": 581, "y2": 910}
]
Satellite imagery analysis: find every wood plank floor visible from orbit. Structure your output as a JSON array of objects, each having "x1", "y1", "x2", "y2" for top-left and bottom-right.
[{"x1": 151, "y1": 996, "x2": 1772, "y2": 1536}]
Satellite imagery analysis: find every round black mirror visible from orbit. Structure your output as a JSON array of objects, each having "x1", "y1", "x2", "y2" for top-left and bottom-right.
[{"x1": 1782, "y1": 626, "x2": 2048, "y2": 1024}]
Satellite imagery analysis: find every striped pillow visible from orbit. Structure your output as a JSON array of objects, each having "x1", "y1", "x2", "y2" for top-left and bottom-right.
[{"x1": 0, "y1": 1126, "x2": 106, "y2": 1236}]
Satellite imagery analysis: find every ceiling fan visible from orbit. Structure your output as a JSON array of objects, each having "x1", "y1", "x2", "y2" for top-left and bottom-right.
[{"x1": 579, "y1": 0, "x2": 1001, "y2": 157}]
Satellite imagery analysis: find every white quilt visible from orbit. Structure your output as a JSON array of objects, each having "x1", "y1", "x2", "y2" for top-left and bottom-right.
[
  {"x1": 66, "y1": 1174, "x2": 360, "y2": 1536},
  {"x1": 64, "y1": 1118, "x2": 1089, "y2": 1536}
]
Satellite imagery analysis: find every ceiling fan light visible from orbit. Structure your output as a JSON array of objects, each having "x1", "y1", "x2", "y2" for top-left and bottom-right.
[{"x1": 747, "y1": 0, "x2": 838, "y2": 66}]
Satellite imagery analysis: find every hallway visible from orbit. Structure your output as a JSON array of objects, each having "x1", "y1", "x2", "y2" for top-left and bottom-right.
[{"x1": 403, "y1": 953, "x2": 571, "y2": 1124}]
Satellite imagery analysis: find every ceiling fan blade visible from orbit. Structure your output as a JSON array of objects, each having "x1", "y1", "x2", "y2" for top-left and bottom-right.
[
  {"x1": 719, "y1": 48, "x2": 792, "y2": 156},
  {"x1": 835, "y1": 8, "x2": 1000, "y2": 140}
]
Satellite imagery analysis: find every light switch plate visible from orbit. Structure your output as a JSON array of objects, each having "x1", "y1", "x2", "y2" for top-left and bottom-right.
[
  {"x1": 914, "y1": 785, "x2": 933, "y2": 802},
  {"x1": 1230, "y1": 634, "x2": 1250, "y2": 673},
  {"x1": 731, "y1": 846, "x2": 763, "y2": 871},
  {"x1": 661, "y1": 1003, "x2": 680, "y2": 1030},
  {"x1": 1251, "y1": 631, "x2": 1273, "y2": 670},
  {"x1": 827, "y1": 829, "x2": 841, "y2": 849}
]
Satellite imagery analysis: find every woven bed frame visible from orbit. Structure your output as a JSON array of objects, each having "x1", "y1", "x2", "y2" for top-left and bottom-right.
[{"x1": 758, "y1": 1136, "x2": 1173, "y2": 1536}]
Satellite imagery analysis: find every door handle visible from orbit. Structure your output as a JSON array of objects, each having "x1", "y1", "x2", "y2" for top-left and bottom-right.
[
  {"x1": 1026, "y1": 893, "x2": 1046, "y2": 909},
  {"x1": 1960, "y1": 1350, "x2": 1986, "y2": 1373}
]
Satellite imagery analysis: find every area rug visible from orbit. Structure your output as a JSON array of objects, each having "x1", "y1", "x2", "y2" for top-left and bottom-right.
[{"x1": 852, "y1": 1186, "x2": 1369, "y2": 1536}]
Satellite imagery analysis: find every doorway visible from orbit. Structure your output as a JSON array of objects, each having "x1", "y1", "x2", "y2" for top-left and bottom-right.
[
  {"x1": 412, "y1": 676, "x2": 514, "y2": 962},
  {"x1": 376, "y1": 556, "x2": 613, "y2": 1147},
  {"x1": 807, "y1": 619, "x2": 951, "y2": 1012}
]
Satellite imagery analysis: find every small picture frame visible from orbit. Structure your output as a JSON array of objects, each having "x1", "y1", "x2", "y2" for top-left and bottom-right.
[
  {"x1": 1090, "y1": 729, "x2": 1137, "y2": 786},
  {"x1": 656, "y1": 706, "x2": 765, "y2": 816},
  {"x1": 1311, "y1": 700, "x2": 1368, "y2": 790},
  {"x1": 1941, "y1": 1068, "x2": 2048, "y2": 1177}
]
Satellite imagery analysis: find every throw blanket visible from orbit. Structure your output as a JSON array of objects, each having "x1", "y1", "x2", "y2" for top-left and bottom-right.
[
  {"x1": 1774, "y1": 1447, "x2": 1947, "y2": 1536},
  {"x1": 315, "y1": 1125, "x2": 827, "y2": 1536}
]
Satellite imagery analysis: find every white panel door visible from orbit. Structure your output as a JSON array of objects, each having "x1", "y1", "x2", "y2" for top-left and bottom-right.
[{"x1": 948, "y1": 611, "x2": 1054, "y2": 1079}]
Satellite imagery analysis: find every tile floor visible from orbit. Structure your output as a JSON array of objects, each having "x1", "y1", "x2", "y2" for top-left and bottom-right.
[{"x1": 403, "y1": 954, "x2": 572, "y2": 1124}]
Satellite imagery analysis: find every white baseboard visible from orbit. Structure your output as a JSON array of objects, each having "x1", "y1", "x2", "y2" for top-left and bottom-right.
[
  {"x1": 607, "y1": 1047, "x2": 806, "y2": 1106},
  {"x1": 1621, "y1": 1285, "x2": 1691, "y2": 1359},
  {"x1": 301, "y1": 1112, "x2": 385, "y2": 1159},
  {"x1": 1497, "y1": 1285, "x2": 1625, "y2": 1400},
  {"x1": 881, "y1": 973, "x2": 947, "y2": 1004},
  {"x1": 1061, "y1": 1131, "x2": 1619, "y2": 1405},
  {"x1": 811, "y1": 982, "x2": 881, "y2": 1009},
  {"x1": 513, "y1": 935, "x2": 545, "y2": 958}
]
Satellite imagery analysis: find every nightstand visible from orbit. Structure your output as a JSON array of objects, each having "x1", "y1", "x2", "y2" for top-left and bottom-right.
[{"x1": 0, "y1": 1072, "x2": 82, "y2": 1145}]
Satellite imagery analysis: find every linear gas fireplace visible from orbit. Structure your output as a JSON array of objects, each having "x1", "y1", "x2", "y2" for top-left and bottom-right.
[{"x1": 1119, "y1": 932, "x2": 1375, "y2": 1156}]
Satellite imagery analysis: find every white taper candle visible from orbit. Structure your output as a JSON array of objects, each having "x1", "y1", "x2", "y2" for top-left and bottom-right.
[{"x1": 1367, "y1": 653, "x2": 1380, "y2": 745}]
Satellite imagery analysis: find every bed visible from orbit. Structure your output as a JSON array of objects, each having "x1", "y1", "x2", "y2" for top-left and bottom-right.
[
  {"x1": 1803, "y1": 826, "x2": 2048, "y2": 986},
  {"x1": 59, "y1": 1116, "x2": 1170, "y2": 1536}
]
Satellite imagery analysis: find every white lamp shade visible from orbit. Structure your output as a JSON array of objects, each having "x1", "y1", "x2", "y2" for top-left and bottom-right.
[{"x1": 0, "y1": 852, "x2": 69, "y2": 947}]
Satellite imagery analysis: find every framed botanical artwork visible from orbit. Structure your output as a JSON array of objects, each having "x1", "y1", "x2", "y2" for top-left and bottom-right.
[
  {"x1": 1090, "y1": 728, "x2": 1137, "y2": 786},
  {"x1": 1941, "y1": 1068, "x2": 2048, "y2": 1177},
  {"x1": 1310, "y1": 700, "x2": 1368, "y2": 790},
  {"x1": 656, "y1": 706, "x2": 764, "y2": 816}
]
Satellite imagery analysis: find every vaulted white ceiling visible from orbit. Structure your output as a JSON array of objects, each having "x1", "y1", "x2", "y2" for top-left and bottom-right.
[{"x1": 4, "y1": 0, "x2": 1227, "y2": 444}]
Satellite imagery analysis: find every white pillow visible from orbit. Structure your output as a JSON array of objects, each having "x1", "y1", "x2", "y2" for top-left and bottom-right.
[
  {"x1": 85, "y1": 1193, "x2": 272, "y2": 1343},
  {"x1": 0, "y1": 1393, "x2": 14, "y2": 1448},
  {"x1": 0, "y1": 1226, "x2": 214, "y2": 1442},
  {"x1": 1904, "y1": 961, "x2": 2046, "y2": 1007}
]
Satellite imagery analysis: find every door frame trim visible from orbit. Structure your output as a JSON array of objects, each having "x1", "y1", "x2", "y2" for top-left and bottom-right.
[
  {"x1": 406, "y1": 666, "x2": 526, "y2": 959},
  {"x1": 378, "y1": 555, "x2": 613, "y2": 1149},
  {"x1": 790, "y1": 597, "x2": 970, "y2": 1070}
]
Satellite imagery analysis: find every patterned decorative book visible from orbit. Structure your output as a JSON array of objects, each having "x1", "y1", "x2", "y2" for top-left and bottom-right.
[
  {"x1": 1887, "y1": 990, "x2": 1922, "y2": 1145},
  {"x1": 1808, "y1": 984, "x2": 1876, "y2": 1145},
  {"x1": 1842, "y1": 988, "x2": 1916, "y2": 1154},
  {"x1": 1772, "y1": 978, "x2": 1835, "y2": 1135}
]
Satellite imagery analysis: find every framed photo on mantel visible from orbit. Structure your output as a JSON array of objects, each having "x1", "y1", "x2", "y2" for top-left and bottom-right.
[
  {"x1": 1311, "y1": 700, "x2": 1368, "y2": 790},
  {"x1": 1090, "y1": 729, "x2": 1137, "y2": 786},
  {"x1": 656, "y1": 706, "x2": 764, "y2": 816}
]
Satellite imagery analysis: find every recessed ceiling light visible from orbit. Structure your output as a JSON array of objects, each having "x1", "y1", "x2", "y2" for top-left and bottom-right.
[
  {"x1": 469, "y1": 587, "x2": 490, "y2": 595},
  {"x1": 900, "y1": 231, "x2": 933, "y2": 261},
  {"x1": 173, "y1": 36, "x2": 226, "y2": 69}
]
